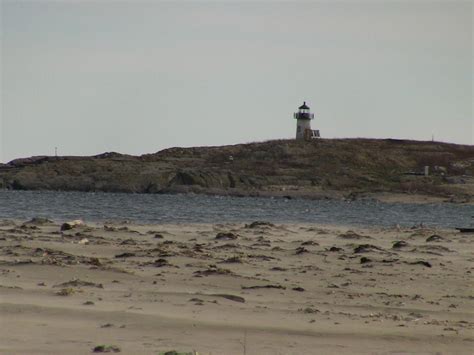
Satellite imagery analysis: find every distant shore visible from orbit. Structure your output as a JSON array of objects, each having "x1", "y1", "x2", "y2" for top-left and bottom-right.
[
  {"x1": 1, "y1": 181, "x2": 473, "y2": 206},
  {"x1": 151, "y1": 186, "x2": 473, "y2": 205},
  {"x1": 1, "y1": 185, "x2": 473, "y2": 206},
  {"x1": 1, "y1": 139, "x2": 473, "y2": 204}
]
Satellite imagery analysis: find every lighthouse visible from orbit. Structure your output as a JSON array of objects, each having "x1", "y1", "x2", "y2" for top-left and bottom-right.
[{"x1": 293, "y1": 101, "x2": 319, "y2": 140}]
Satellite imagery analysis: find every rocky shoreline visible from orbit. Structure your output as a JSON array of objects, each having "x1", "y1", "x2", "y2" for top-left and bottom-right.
[{"x1": 1, "y1": 138, "x2": 473, "y2": 203}]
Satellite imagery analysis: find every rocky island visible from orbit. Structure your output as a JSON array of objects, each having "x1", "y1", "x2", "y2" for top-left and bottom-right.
[{"x1": 1, "y1": 138, "x2": 473, "y2": 203}]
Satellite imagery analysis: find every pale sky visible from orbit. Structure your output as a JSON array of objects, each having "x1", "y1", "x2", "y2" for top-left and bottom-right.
[{"x1": 1, "y1": 0, "x2": 472, "y2": 163}]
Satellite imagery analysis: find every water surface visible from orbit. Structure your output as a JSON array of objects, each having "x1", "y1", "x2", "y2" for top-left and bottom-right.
[{"x1": 0, "y1": 190, "x2": 472, "y2": 228}]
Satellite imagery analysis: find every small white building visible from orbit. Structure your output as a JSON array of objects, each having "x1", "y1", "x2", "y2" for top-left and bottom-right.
[{"x1": 293, "y1": 101, "x2": 320, "y2": 140}]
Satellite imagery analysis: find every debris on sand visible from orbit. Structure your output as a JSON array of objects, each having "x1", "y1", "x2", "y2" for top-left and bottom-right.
[
  {"x1": 410, "y1": 228, "x2": 434, "y2": 238},
  {"x1": 406, "y1": 260, "x2": 432, "y2": 268},
  {"x1": 104, "y1": 225, "x2": 117, "y2": 232},
  {"x1": 242, "y1": 284, "x2": 286, "y2": 290},
  {"x1": 54, "y1": 278, "x2": 103, "y2": 288},
  {"x1": 245, "y1": 221, "x2": 275, "y2": 229},
  {"x1": 115, "y1": 252, "x2": 136, "y2": 258},
  {"x1": 392, "y1": 240, "x2": 409, "y2": 249},
  {"x1": 219, "y1": 256, "x2": 243, "y2": 264},
  {"x1": 188, "y1": 298, "x2": 204, "y2": 305},
  {"x1": 426, "y1": 234, "x2": 445, "y2": 243},
  {"x1": 0, "y1": 284, "x2": 22, "y2": 290},
  {"x1": 251, "y1": 241, "x2": 271, "y2": 247},
  {"x1": 338, "y1": 231, "x2": 372, "y2": 240},
  {"x1": 210, "y1": 294, "x2": 246, "y2": 303},
  {"x1": 381, "y1": 258, "x2": 399, "y2": 264},
  {"x1": 119, "y1": 239, "x2": 137, "y2": 245},
  {"x1": 412, "y1": 245, "x2": 453, "y2": 254},
  {"x1": 295, "y1": 247, "x2": 309, "y2": 255},
  {"x1": 60, "y1": 220, "x2": 84, "y2": 231},
  {"x1": 301, "y1": 240, "x2": 319, "y2": 246},
  {"x1": 33, "y1": 248, "x2": 102, "y2": 267},
  {"x1": 55, "y1": 288, "x2": 75, "y2": 296},
  {"x1": 299, "y1": 307, "x2": 319, "y2": 314},
  {"x1": 92, "y1": 344, "x2": 121, "y2": 353},
  {"x1": 247, "y1": 254, "x2": 276, "y2": 261},
  {"x1": 151, "y1": 258, "x2": 171, "y2": 267},
  {"x1": 193, "y1": 266, "x2": 235, "y2": 277},
  {"x1": 215, "y1": 232, "x2": 238, "y2": 240},
  {"x1": 141, "y1": 258, "x2": 173, "y2": 267},
  {"x1": 354, "y1": 244, "x2": 385, "y2": 254},
  {"x1": 211, "y1": 243, "x2": 238, "y2": 250}
]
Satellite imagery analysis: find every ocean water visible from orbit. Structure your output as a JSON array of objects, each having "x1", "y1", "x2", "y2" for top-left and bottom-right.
[{"x1": 0, "y1": 190, "x2": 472, "y2": 228}]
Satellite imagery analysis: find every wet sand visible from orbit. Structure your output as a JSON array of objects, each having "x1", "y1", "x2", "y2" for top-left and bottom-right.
[{"x1": 0, "y1": 219, "x2": 473, "y2": 354}]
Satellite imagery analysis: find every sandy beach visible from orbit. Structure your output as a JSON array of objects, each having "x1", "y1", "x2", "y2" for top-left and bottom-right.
[{"x1": 0, "y1": 219, "x2": 473, "y2": 354}]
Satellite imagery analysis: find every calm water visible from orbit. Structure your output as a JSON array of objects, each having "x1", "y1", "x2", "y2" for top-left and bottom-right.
[{"x1": 0, "y1": 190, "x2": 472, "y2": 228}]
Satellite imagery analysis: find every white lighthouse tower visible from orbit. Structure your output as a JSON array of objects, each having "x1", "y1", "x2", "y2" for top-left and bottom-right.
[{"x1": 293, "y1": 101, "x2": 319, "y2": 140}]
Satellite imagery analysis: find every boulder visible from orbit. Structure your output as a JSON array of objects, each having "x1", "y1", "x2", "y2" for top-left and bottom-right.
[{"x1": 60, "y1": 220, "x2": 84, "y2": 231}]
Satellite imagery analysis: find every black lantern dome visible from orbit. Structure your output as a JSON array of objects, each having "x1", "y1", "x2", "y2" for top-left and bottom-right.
[{"x1": 298, "y1": 101, "x2": 310, "y2": 110}]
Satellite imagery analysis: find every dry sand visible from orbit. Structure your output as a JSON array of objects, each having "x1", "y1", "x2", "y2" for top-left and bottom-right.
[{"x1": 0, "y1": 219, "x2": 473, "y2": 354}]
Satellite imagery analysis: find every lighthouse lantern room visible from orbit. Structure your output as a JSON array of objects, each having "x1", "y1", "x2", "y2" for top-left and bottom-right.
[{"x1": 293, "y1": 101, "x2": 320, "y2": 140}]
